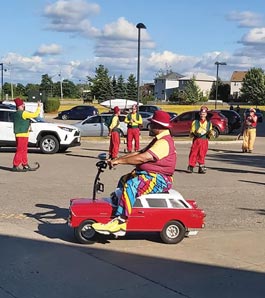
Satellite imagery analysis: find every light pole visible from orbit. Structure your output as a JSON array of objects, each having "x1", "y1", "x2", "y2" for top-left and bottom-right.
[
  {"x1": 4, "y1": 63, "x2": 14, "y2": 100},
  {"x1": 58, "y1": 72, "x2": 63, "y2": 100},
  {"x1": 0, "y1": 63, "x2": 3, "y2": 101},
  {"x1": 136, "y1": 22, "x2": 146, "y2": 107},
  {"x1": 215, "y1": 61, "x2": 227, "y2": 109}
]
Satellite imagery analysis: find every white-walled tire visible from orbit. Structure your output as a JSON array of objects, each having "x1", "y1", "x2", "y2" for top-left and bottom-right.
[{"x1": 160, "y1": 221, "x2": 186, "y2": 244}]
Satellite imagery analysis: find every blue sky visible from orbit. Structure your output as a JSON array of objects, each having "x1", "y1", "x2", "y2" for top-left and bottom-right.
[{"x1": 1, "y1": 0, "x2": 265, "y2": 85}]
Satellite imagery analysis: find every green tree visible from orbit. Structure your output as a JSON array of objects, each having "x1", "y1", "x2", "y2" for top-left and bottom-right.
[
  {"x1": 126, "y1": 74, "x2": 137, "y2": 101},
  {"x1": 240, "y1": 68, "x2": 265, "y2": 105},
  {"x1": 25, "y1": 83, "x2": 40, "y2": 100},
  {"x1": 209, "y1": 80, "x2": 231, "y2": 102},
  {"x1": 88, "y1": 64, "x2": 113, "y2": 102},
  {"x1": 181, "y1": 77, "x2": 203, "y2": 104},
  {"x1": 15, "y1": 83, "x2": 26, "y2": 97},
  {"x1": 40, "y1": 74, "x2": 53, "y2": 97},
  {"x1": 115, "y1": 75, "x2": 127, "y2": 98}
]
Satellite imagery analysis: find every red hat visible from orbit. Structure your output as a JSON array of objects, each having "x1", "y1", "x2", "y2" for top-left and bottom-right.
[
  {"x1": 113, "y1": 106, "x2": 120, "y2": 114},
  {"x1": 150, "y1": 110, "x2": 171, "y2": 128},
  {"x1": 14, "y1": 98, "x2": 24, "y2": 108},
  {"x1": 200, "y1": 106, "x2": 208, "y2": 113}
]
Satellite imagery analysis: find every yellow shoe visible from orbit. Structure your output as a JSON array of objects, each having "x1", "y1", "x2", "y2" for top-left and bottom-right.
[{"x1": 92, "y1": 217, "x2": 127, "y2": 236}]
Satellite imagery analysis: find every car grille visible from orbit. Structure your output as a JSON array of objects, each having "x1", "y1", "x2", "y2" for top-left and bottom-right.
[{"x1": 74, "y1": 131, "x2": 80, "y2": 136}]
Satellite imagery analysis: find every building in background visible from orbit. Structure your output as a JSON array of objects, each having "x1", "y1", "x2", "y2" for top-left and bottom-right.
[
  {"x1": 230, "y1": 71, "x2": 247, "y2": 100},
  {"x1": 154, "y1": 72, "x2": 184, "y2": 101}
]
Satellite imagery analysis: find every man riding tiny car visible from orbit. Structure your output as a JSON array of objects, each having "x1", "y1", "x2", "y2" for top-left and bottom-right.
[{"x1": 92, "y1": 110, "x2": 177, "y2": 236}]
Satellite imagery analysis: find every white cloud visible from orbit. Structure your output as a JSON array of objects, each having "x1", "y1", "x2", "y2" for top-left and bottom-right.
[
  {"x1": 240, "y1": 28, "x2": 265, "y2": 45},
  {"x1": 44, "y1": 0, "x2": 100, "y2": 36},
  {"x1": 226, "y1": 11, "x2": 264, "y2": 28},
  {"x1": 34, "y1": 44, "x2": 62, "y2": 56}
]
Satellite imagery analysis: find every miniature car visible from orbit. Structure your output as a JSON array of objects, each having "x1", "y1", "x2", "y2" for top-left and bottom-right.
[{"x1": 68, "y1": 189, "x2": 206, "y2": 245}]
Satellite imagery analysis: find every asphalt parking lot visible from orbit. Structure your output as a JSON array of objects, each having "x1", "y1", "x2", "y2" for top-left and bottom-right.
[{"x1": 0, "y1": 122, "x2": 264, "y2": 298}]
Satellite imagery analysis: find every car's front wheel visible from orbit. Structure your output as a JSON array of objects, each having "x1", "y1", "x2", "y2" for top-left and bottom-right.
[
  {"x1": 160, "y1": 220, "x2": 186, "y2": 244},
  {"x1": 74, "y1": 220, "x2": 97, "y2": 244},
  {"x1": 40, "y1": 135, "x2": 60, "y2": 154}
]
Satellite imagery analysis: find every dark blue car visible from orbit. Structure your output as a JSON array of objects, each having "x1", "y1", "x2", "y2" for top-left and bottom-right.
[{"x1": 58, "y1": 105, "x2": 98, "y2": 120}]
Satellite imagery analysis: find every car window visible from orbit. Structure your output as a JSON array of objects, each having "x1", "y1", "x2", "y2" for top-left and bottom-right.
[
  {"x1": 0, "y1": 110, "x2": 14, "y2": 122},
  {"x1": 169, "y1": 199, "x2": 186, "y2": 208},
  {"x1": 146, "y1": 198, "x2": 167, "y2": 208},
  {"x1": 83, "y1": 116, "x2": 101, "y2": 124},
  {"x1": 134, "y1": 198, "x2": 143, "y2": 207},
  {"x1": 178, "y1": 112, "x2": 193, "y2": 121}
]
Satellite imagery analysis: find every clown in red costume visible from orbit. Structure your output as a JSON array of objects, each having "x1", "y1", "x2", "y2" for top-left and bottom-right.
[{"x1": 187, "y1": 106, "x2": 213, "y2": 174}]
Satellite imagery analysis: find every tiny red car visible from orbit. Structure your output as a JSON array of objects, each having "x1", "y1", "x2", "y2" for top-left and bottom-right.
[{"x1": 68, "y1": 189, "x2": 206, "y2": 244}]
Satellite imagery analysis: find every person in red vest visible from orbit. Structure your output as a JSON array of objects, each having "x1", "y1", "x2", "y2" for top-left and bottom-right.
[
  {"x1": 124, "y1": 104, "x2": 143, "y2": 152},
  {"x1": 92, "y1": 110, "x2": 177, "y2": 236},
  {"x1": 12, "y1": 98, "x2": 41, "y2": 172},
  {"x1": 242, "y1": 108, "x2": 258, "y2": 153},
  {"x1": 187, "y1": 106, "x2": 213, "y2": 174},
  {"x1": 108, "y1": 106, "x2": 121, "y2": 159}
]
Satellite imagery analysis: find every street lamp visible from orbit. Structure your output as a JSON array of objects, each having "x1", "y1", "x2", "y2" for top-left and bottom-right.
[
  {"x1": 0, "y1": 63, "x2": 3, "y2": 101},
  {"x1": 136, "y1": 22, "x2": 146, "y2": 107},
  {"x1": 215, "y1": 61, "x2": 227, "y2": 109}
]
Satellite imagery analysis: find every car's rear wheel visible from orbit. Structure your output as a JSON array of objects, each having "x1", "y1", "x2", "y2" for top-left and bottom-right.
[
  {"x1": 212, "y1": 127, "x2": 219, "y2": 138},
  {"x1": 160, "y1": 221, "x2": 186, "y2": 244},
  {"x1": 40, "y1": 135, "x2": 60, "y2": 154},
  {"x1": 62, "y1": 114, "x2": 68, "y2": 120},
  {"x1": 74, "y1": 220, "x2": 97, "y2": 244}
]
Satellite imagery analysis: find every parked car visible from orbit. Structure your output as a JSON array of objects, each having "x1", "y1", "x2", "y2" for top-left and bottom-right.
[
  {"x1": 167, "y1": 111, "x2": 178, "y2": 119},
  {"x1": 138, "y1": 111, "x2": 153, "y2": 130},
  {"x1": 58, "y1": 105, "x2": 98, "y2": 120},
  {"x1": 243, "y1": 108, "x2": 263, "y2": 123},
  {"x1": 138, "y1": 105, "x2": 161, "y2": 114},
  {"x1": 0, "y1": 108, "x2": 81, "y2": 153},
  {"x1": 0, "y1": 103, "x2": 16, "y2": 110},
  {"x1": 169, "y1": 110, "x2": 229, "y2": 138},
  {"x1": 212, "y1": 109, "x2": 242, "y2": 133},
  {"x1": 72, "y1": 114, "x2": 127, "y2": 137}
]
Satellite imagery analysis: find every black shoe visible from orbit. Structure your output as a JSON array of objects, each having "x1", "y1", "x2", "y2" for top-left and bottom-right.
[
  {"x1": 187, "y1": 165, "x2": 194, "y2": 173},
  {"x1": 198, "y1": 166, "x2": 207, "y2": 174},
  {"x1": 12, "y1": 166, "x2": 27, "y2": 172}
]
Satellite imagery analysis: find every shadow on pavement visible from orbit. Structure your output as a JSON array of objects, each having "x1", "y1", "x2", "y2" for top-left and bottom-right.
[{"x1": 1, "y1": 234, "x2": 264, "y2": 298}]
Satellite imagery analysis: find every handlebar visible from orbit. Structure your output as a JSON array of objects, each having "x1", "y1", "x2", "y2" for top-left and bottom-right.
[{"x1": 96, "y1": 160, "x2": 108, "y2": 169}]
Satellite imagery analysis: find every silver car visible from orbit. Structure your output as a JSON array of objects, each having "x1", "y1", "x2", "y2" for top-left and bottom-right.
[{"x1": 73, "y1": 114, "x2": 127, "y2": 137}]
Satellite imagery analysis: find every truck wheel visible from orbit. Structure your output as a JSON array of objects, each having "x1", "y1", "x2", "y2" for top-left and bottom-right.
[
  {"x1": 160, "y1": 221, "x2": 186, "y2": 244},
  {"x1": 74, "y1": 220, "x2": 97, "y2": 244},
  {"x1": 40, "y1": 135, "x2": 59, "y2": 154}
]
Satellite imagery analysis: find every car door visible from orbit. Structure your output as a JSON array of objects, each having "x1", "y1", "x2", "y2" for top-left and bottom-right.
[
  {"x1": 170, "y1": 111, "x2": 194, "y2": 136},
  {"x1": 0, "y1": 110, "x2": 16, "y2": 144},
  {"x1": 81, "y1": 115, "x2": 107, "y2": 136}
]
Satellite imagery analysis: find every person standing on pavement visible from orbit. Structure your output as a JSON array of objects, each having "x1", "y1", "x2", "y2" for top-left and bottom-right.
[
  {"x1": 124, "y1": 104, "x2": 143, "y2": 153},
  {"x1": 108, "y1": 106, "x2": 121, "y2": 159},
  {"x1": 242, "y1": 108, "x2": 258, "y2": 153},
  {"x1": 92, "y1": 110, "x2": 177, "y2": 236},
  {"x1": 12, "y1": 98, "x2": 41, "y2": 172},
  {"x1": 187, "y1": 106, "x2": 213, "y2": 174}
]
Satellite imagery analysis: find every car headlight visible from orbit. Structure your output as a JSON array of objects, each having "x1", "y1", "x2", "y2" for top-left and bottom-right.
[{"x1": 58, "y1": 126, "x2": 74, "y2": 132}]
